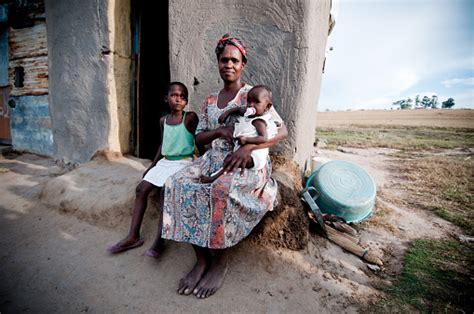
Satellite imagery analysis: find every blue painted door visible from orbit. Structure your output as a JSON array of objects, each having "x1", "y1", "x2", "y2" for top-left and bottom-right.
[{"x1": 0, "y1": 22, "x2": 10, "y2": 144}]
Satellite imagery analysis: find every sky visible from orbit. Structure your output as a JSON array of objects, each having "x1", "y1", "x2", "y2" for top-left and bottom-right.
[{"x1": 318, "y1": 0, "x2": 474, "y2": 111}]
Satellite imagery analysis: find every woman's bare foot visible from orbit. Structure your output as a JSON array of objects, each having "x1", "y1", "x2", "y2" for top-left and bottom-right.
[
  {"x1": 177, "y1": 246, "x2": 211, "y2": 295},
  {"x1": 107, "y1": 235, "x2": 143, "y2": 254},
  {"x1": 193, "y1": 250, "x2": 228, "y2": 298}
]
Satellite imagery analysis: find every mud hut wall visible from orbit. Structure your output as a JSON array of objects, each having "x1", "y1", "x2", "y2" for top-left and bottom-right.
[
  {"x1": 110, "y1": 0, "x2": 132, "y2": 156},
  {"x1": 7, "y1": 0, "x2": 53, "y2": 156},
  {"x1": 295, "y1": 0, "x2": 331, "y2": 165},
  {"x1": 169, "y1": 0, "x2": 330, "y2": 166},
  {"x1": 45, "y1": 0, "x2": 131, "y2": 166}
]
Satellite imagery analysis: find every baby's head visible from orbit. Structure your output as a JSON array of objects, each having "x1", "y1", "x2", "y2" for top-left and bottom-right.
[
  {"x1": 165, "y1": 81, "x2": 188, "y2": 111},
  {"x1": 247, "y1": 85, "x2": 272, "y2": 116}
]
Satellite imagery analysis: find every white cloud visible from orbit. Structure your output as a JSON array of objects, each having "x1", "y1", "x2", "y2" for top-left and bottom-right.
[
  {"x1": 383, "y1": 68, "x2": 419, "y2": 96},
  {"x1": 354, "y1": 91, "x2": 441, "y2": 110},
  {"x1": 410, "y1": 91, "x2": 438, "y2": 98},
  {"x1": 353, "y1": 96, "x2": 392, "y2": 110},
  {"x1": 441, "y1": 77, "x2": 474, "y2": 88},
  {"x1": 433, "y1": 56, "x2": 474, "y2": 74},
  {"x1": 349, "y1": 69, "x2": 418, "y2": 108},
  {"x1": 319, "y1": 1, "x2": 474, "y2": 111}
]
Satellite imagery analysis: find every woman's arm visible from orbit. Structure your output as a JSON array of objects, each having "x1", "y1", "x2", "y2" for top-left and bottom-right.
[
  {"x1": 196, "y1": 126, "x2": 234, "y2": 146},
  {"x1": 223, "y1": 123, "x2": 288, "y2": 174},
  {"x1": 195, "y1": 95, "x2": 234, "y2": 146}
]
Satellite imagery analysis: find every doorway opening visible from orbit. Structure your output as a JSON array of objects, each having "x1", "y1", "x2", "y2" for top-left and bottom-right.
[{"x1": 132, "y1": 0, "x2": 170, "y2": 159}]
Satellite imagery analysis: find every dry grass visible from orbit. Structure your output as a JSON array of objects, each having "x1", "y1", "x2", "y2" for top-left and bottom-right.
[
  {"x1": 394, "y1": 155, "x2": 474, "y2": 234},
  {"x1": 374, "y1": 154, "x2": 474, "y2": 312},
  {"x1": 317, "y1": 127, "x2": 474, "y2": 150},
  {"x1": 317, "y1": 110, "x2": 474, "y2": 311},
  {"x1": 316, "y1": 111, "x2": 474, "y2": 233},
  {"x1": 357, "y1": 189, "x2": 397, "y2": 232},
  {"x1": 317, "y1": 109, "x2": 474, "y2": 129}
]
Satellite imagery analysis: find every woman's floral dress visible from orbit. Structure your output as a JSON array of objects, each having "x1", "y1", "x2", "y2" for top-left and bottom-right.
[{"x1": 161, "y1": 84, "x2": 282, "y2": 249}]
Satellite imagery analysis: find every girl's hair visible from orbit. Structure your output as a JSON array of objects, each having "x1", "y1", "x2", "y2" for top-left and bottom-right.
[
  {"x1": 215, "y1": 33, "x2": 247, "y2": 63},
  {"x1": 168, "y1": 81, "x2": 188, "y2": 100}
]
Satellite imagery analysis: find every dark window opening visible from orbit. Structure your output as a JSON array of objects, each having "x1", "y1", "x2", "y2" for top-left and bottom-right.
[{"x1": 14, "y1": 66, "x2": 24, "y2": 87}]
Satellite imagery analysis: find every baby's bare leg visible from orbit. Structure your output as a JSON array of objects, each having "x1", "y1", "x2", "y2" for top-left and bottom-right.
[
  {"x1": 245, "y1": 158, "x2": 254, "y2": 169},
  {"x1": 200, "y1": 168, "x2": 224, "y2": 183}
]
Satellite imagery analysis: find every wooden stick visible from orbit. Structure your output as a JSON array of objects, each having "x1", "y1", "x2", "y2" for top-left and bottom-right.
[{"x1": 326, "y1": 225, "x2": 383, "y2": 266}]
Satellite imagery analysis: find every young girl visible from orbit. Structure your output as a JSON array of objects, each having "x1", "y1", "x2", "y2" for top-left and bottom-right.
[
  {"x1": 108, "y1": 82, "x2": 198, "y2": 257},
  {"x1": 200, "y1": 85, "x2": 278, "y2": 183}
]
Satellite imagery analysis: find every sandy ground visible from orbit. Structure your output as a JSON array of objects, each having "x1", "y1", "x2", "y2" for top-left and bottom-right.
[{"x1": 0, "y1": 150, "x2": 461, "y2": 313}]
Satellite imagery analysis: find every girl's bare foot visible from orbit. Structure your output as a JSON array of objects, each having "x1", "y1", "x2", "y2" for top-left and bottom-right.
[
  {"x1": 107, "y1": 235, "x2": 143, "y2": 254},
  {"x1": 144, "y1": 239, "x2": 165, "y2": 258},
  {"x1": 177, "y1": 246, "x2": 211, "y2": 295},
  {"x1": 193, "y1": 251, "x2": 228, "y2": 298}
]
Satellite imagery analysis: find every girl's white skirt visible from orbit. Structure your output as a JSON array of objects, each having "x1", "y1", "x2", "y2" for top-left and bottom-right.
[{"x1": 143, "y1": 158, "x2": 192, "y2": 187}]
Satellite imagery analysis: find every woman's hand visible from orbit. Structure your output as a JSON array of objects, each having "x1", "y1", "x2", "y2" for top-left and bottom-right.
[{"x1": 222, "y1": 144, "x2": 254, "y2": 175}]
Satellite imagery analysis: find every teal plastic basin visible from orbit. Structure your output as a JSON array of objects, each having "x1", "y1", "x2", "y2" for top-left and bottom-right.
[{"x1": 305, "y1": 160, "x2": 376, "y2": 223}]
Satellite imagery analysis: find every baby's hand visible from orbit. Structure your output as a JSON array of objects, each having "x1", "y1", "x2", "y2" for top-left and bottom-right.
[
  {"x1": 218, "y1": 113, "x2": 227, "y2": 125},
  {"x1": 238, "y1": 136, "x2": 247, "y2": 145}
]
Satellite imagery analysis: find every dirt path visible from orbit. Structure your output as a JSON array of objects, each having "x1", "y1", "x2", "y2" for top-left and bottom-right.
[{"x1": 0, "y1": 151, "x2": 459, "y2": 313}]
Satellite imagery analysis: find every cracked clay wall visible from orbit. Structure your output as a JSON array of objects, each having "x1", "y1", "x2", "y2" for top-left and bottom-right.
[
  {"x1": 45, "y1": 0, "x2": 131, "y2": 166},
  {"x1": 169, "y1": 0, "x2": 331, "y2": 166}
]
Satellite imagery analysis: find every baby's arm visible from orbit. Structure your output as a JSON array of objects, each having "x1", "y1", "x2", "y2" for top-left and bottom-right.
[
  {"x1": 218, "y1": 106, "x2": 246, "y2": 124},
  {"x1": 238, "y1": 119, "x2": 268, "y2": 145}
]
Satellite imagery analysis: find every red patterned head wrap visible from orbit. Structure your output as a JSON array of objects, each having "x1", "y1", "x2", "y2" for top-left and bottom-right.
[{"x1": 215, "y1": 34, "x2": 247, "y2": 63}]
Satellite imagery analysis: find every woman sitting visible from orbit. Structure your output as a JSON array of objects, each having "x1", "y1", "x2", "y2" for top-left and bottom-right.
[{"x1": 162, "y1": 34, "x2": 288, "y2": 299}]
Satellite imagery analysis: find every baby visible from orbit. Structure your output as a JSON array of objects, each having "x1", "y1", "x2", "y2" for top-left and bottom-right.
[{"x1": 200, "y1": 85, "x2": 277, "y2": 183}]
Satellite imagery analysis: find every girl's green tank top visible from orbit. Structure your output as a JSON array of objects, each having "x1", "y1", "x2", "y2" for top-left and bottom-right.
[{"x1": 161, "y1": 112, "x2": 195, "y2": 159}]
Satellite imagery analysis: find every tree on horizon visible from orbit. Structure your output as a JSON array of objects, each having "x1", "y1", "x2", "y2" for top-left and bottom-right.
[{"x1": 442, "y1": 98, "x2": 455, "y2": 109}]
